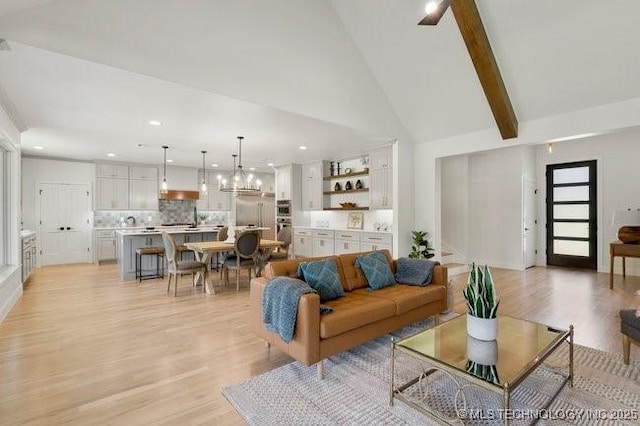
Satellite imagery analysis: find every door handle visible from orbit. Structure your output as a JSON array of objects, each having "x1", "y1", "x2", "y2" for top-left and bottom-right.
[
  {"x1": 524, "y1": 228, "x2": 530, "y2": 231},
  {"x1": 59, "y1": 227, "x2": 64, "y2": 231},
  {"x1": 66, "y1": 227, "x2": 72, "y2": 230}
]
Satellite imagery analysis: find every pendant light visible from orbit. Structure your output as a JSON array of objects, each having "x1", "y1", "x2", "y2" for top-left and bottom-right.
[
  {"x1": 220, "y1": 136, "x2": 260, "y2": 193},
  {"x1": 161, "y1": 145, "x2": 169, "y2": 192},
  {"x1": 200, "y1": 150, "x2": 207, "y2": 192}
]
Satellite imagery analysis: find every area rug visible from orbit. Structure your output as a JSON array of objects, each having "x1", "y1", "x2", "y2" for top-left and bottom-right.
[{"x1": 223, "y1": 317, "x2": 639, "y2": 425}]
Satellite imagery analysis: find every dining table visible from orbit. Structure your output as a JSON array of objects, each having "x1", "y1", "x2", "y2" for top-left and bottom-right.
[{"x1": 185, "y1": 239, "x2": 283, "y2": 294}]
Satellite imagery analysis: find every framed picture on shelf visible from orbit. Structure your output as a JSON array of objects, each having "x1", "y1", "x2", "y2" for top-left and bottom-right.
[{"x1": 347, "y1": 212, "x2": 364, "y2": 229}]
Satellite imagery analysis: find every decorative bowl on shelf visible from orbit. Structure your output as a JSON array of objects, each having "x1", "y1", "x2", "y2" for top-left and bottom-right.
[{"x1": 340, "y1": 202, "x2": 357, "y2": 209}]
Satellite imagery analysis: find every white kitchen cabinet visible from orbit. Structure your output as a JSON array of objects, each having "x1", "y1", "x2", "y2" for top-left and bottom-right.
[
  {"x1": 360, "y1": 232, "x2": 393, "y2": 253},
  {"x1": 129, "y1": 178, "x2": 158, "y2": 210},
  {"x1": 129, "y1": 166, "x2": 158, "y2": 180},
  {"x1": 254, "y1": 172, "x2": 275, "y2": 193},
  {"x1": 369, "y1": 167, "x2": 392, "y2": 209},
  {"x1": 334, "y1": 230, "x2": 360, "y2": 255},
  {"x1": 97, "y1": 163, "x2": 129, "y2": 179},
  {"x1": 197, "y1": 171, "x2": 231, "y2": 211},
  {"x1": 293, "y1": 228, "x2": 392, "y2": 257},
  {"x1": 96, "y1": 230, "x2": 116, "y2": 262},
  {"x1": 275, "y1": 165, "x2": 292, "y2": 200},
  {"x1": 22, "y1": 233, "x2": 37, "y2": 282},
  {"x1": 369, "y1": 148, "x2": 392, "y2": 171},
  {"x1": 293, "y1": 229, "x2": 313, "y2": 257},
  {"x1": 312, "y1": 229, "x2": 334, "y2": 257},
  {"x1": 164, "y1": 166, "x2": 199, "y2": 191},
  {"x1": 301, "y1": 161, "x2": 324, "y2": 211},
  {"x1": 209, "y1": 190, "x2": 231, "y2": 211},
  {"x1": 96, "y1": 176, "x2": 129, "y2": 210},
  {"x1": 369, "y1": 147, "x2": 393, "y2": 210}
]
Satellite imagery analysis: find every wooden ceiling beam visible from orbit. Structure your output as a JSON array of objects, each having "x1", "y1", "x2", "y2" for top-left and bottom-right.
[{"x1": 450, "y1": 0, "x2": 518, "y2": 139}]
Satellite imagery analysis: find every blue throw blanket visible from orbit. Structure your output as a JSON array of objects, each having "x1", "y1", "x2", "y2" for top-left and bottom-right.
[
  {"x1": 263, "y1": 277, "x2": 317, "y2": 343},
  {"x1": 395, "y1": 258, "x2": 440, "y2": 286}
]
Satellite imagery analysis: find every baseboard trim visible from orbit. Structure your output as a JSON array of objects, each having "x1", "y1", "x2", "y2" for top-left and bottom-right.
[{"x1": 0, "y1": 266, "x2": 23, "y2": 323}]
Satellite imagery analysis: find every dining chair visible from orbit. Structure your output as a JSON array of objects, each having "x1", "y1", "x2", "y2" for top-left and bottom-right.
[
  {"x1": 222, "y1": 230, "x2": 260, "y2": 291},
  {"x1": 214, "y1": 226, "x2": 229, "y2": 275},
  {"x1": 162, "y1": 232, "x2": 208, "y2": 296},
  {"x1": 268, "y1": 226, "x2": 291, "y2": 261}
]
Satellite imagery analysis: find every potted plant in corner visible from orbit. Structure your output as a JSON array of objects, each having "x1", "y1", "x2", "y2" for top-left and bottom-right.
[
  {"x1": 463, "y1": 263, "x2": 500, "y2": 341},
  {"x1": 408, "y1": 230, "x2": 435, "y2": 259}
]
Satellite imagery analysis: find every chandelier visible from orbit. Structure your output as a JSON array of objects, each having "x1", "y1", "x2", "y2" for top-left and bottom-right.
[{"x1": 219, "y1": 136, "x2": 262, "y2": 193}]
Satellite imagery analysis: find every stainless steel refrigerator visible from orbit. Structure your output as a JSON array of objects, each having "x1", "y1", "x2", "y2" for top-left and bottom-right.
[{"x1": 235, "y1": 193, "x2": 276, "y2": 240}]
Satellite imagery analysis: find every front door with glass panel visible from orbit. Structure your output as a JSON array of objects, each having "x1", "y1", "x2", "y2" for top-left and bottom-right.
[{"x1": 546, "y1": 161, "x2": 597, "y2": 269}]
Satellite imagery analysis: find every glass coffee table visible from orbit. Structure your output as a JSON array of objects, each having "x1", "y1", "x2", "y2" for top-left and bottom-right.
[{"x1": 390, "y1": 315, "x2": 573, "y2": 425}]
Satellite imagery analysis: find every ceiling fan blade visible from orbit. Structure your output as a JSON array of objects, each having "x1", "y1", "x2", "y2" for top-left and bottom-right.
[{"x1": 418, "y1": 0, "x2": 452, "y2": 26}]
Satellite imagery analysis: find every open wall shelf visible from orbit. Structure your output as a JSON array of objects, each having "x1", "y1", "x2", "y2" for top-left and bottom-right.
[
  {"x1": 323, "y1": 170, "x2": 369, "y2": 180},
  {"x1": 323, "y1": 188, "x2": 368, "y2": 195},
  {"x1": 323, "y1": 207, "x2": 369, "y2": 211}
]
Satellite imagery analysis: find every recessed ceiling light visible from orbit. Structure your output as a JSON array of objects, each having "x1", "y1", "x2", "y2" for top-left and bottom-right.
[
  {"x1": 267, "y1": 162, "x2": 274, "y2": 167},
  {"x1": 149, "y1": 120, "x2": 162, "y2": 126},
  {"x1": 425, "y1": 1, "x2": 440, "y2": 15},
  {"x1": 33, "y1": 146, "x2": 44, "y2": 150},
  {"x1": 249, "y1": 167, "x2": 256, "y2": 171},
  {"x1": 107, "y1": 153, "x2": 116, "y2": 157},
  {"x1": 211, "y1": 163, "x2": 219, "y2": 168},
  {"x1": 166, "y1": 159, "x2": 173, "y2": 163},
  {"x1": 299, "y1": 146, "x2": 307, "y2": 150}
]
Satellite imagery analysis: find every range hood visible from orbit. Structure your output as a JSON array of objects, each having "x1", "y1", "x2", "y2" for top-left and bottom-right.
[{"x1": 159, "y1": 190, "x2": 200, "y2": 200}]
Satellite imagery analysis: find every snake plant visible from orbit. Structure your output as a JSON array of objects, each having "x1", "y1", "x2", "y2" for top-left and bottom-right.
[{"x1": 463, "y1": 263, "x2": 500, "y2": 319}]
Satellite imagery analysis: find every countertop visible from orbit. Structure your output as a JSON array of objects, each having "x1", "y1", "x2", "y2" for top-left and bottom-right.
[
  {"x1": 20, "y1": 230, "x2": 36, "y2": 239},
  {"x1": 292, "y1": 226, "x2": 392, "y2": 235},
  {"x1": 116, "y1": 226, "x2": 270, "y2": 237}
]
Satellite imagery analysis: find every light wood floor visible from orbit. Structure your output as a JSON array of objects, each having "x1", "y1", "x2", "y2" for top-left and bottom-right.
[{"x1": 0, "y1": 263, "x2": 638, "y2": 425}]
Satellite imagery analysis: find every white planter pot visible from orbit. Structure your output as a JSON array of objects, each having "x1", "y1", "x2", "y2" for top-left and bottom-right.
[
  {"x1": 467, "y1": 335, "x2": 498, "y2": 365},
  {"x1": 466, "y1": 314, "x2": 498, "y2": 341}
]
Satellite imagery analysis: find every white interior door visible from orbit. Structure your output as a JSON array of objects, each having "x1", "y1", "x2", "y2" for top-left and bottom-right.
[
  {"x1": 40, "y1": 183, "x2": 91, "y2": 265},
  {"x1": 523, "y1": 180, "x2": 537, "y2": 268},
  {"x1": 65, "y1": 184, "x2": 91, "y2": 263},
  {"x1": 40, "y1": 183, "x2": 66, "y2": 265}
]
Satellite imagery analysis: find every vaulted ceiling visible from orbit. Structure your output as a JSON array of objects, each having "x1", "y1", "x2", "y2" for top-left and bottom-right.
[{"x1": 1, "y1": 0, "x2": 639, "y2": 167}]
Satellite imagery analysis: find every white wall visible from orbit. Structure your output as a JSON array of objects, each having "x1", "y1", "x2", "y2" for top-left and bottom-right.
[
  {"x1": 467, "y1": 147, "x2": 525, "y2": 269},
  {"x1": 21, "y1": 158, "x2": 95, "y2": 263},
  {"x1": 441, "y1": 156, "x2": 468, "y2": 258},
  {"x1": 394, "y1": 139, "x2": 414, "y2": 257},
  {"x1": 440, "y1": 146, "x2": 531, "y2": 270},
  {"x1": 536, "y1": 128, "x2": 640, "y2": 275}
]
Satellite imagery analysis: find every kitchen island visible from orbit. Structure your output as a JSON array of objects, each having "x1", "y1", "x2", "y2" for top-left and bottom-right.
[
  {"x1": 116, "y1": 227, "x2": 220, "y2": 281},
  {"x1": 115, "y1": 225, "x2": 273, "y2": 281}
]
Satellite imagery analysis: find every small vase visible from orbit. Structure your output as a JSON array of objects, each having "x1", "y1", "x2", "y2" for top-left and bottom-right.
[
  {"x1": 334, "y1": 182, "x2": 341, "y2": 191},
  {"x1": 355, "y1": 179, "x2": 363, "y2": 189},
  {"x1": 466, "y1": 314, "x2": 498, "y2": 341},
  {"x1": 345, "y1": 181, "x2": 352, "y2": 190}
]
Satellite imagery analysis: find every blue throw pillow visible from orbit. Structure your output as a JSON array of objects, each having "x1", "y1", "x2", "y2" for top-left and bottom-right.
[
  {"x1": 297, "y1": 258, "x2": 344, "y2": 302},
  {"x1": 356, "y1": 251, "x2": 395, "y2": 290},
  {"x1": 395, "y1": 258, "x2": 438, "y2": 286}
]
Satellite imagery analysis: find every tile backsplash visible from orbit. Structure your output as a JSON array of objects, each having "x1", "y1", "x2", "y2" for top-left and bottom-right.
[
  {"x1": 94, "y1": 201, "x2": 230, "y2": 227},
  {"x1": 159, "y1": 199, "x2": 197, "y2": 224}
]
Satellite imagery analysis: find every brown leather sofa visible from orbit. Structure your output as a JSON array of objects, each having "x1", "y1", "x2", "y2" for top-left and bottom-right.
[{"x1": 250, "y1": 250, "x2": 448, "y2": 378}]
